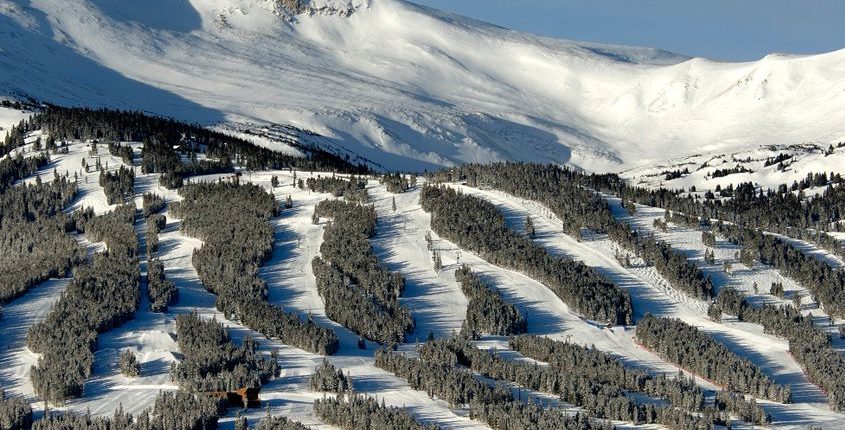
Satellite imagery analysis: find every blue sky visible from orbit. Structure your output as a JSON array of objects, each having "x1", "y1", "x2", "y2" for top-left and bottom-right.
[{"x1": 410, "y1": 0, "x2": 845, "y2": 61}]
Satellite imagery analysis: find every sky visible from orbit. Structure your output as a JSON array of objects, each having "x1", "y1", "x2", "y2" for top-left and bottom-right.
[{"x1": 410, "y1": 0, "x2": 845, "y2": 62}]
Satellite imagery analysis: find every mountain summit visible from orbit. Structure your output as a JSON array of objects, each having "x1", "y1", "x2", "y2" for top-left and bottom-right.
[{"x1": 1, "y1": 0, "x2": 843, "y2": 171}]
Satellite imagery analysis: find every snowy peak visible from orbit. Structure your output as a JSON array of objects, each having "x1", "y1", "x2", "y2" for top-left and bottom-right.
[{"x1": 1, "y1": 0, "x2": 844, "y2": 172}]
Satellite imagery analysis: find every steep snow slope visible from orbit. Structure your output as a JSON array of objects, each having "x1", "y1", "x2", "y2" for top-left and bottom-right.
[{"x1": 1, "y1": 0, "x2": 844, "y2": 171}]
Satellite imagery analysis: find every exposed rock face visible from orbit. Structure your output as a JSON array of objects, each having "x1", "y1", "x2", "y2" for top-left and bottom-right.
[
  {"x1": 279, "y1": 0, "x2": 304, "y2": 14},
  {"x1": 277, "y1": 0, "x2": 366, "y2": 17}
]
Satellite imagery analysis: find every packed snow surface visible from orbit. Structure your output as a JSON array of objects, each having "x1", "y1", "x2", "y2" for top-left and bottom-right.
[{"x1": 1, "y1": 0, "x2": 844, "y2": 171}]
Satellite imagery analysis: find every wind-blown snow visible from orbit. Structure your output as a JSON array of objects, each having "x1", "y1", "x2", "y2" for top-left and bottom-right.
[{"x1": 1, "y1": 0, "x2": 843, "y2": 171}]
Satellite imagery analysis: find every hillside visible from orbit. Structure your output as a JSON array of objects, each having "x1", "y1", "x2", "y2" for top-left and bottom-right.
[{"x1": 1, "y1": 0, "x2": 843, "y2": 171}]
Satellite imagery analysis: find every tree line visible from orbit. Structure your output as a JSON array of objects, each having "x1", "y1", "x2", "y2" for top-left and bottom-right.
[
  {"x1": 380, "y1": 173, "x2": 416, "y2": 194},
  {"x1": 607, "y1": 215, "x2": 714, "y2": 300},
  {"x1": 31, "y1": 391, "x2": 223, "y2": 430},
  {"x1": 426, "y1": 163, "x2": 714, "y2": 301},
  {"x1": 426, "y1": 163, "x2": 615, "y2": 236},
  {"x1": 420, "y1": 184, "x2": 632, "y2": 325},
  {"x1": 713, "y1": 287, "x2": 845, "y2": 411},
  {"x1": 376, "y1": 344, "x2": 635, "y2": 430},
  {"x1": 584, "y1": 170, "x2": 845, "y2": 262},
  {"x1": 306, "y1": 175, "x2": 368, "y2": 203},
  {"x1": 454, "y1": 266, "x2": 527, "y2": 337},
  {"x1": 714, "y1": 221, "x2": 845, "y2": 318},
  {"x1": 0, "y1": 174, "x2": 83, "y2": 304},
  {"x1": 312, "y1": 198, "x2": 414, "y2": 344},
  {"x1": 171, "y1": 182, "x2": 339, "y2": 355},
  {"x1": 27, "y1": 204, "x2": 140, "y2": 403},
  {"x1": 636, "y1": 314, "x2": 790, "y2": 405},
  {"x1": 313, "y1": 394, "x2": 440, "y2": 430},
  {"x1": 426, "y1": 337, "x2": 741, "y2": 428},
  {"x1": 25, "y1": 105, "x2": 367, "y2": 179},
  {"x1": 510, "y1": 334, "x2": 771, "y2": 426}
]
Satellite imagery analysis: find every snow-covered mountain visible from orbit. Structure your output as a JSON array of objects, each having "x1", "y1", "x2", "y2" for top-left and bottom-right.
[{"x1": 1, "y1": 0, "x2": 844, "y2": 171}]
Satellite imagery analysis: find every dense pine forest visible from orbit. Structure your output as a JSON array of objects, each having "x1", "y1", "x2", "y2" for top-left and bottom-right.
[
  {"x1": 27, "y1": 204, "x2": 140, "y2": 403},
  {"x1": 455, "y1": 266, "x2": 527, "y2": 336},
  {"x1": 171, "y1": 312, "x2": 279, "y2": 392},
  {"x1": 312, "y1": 197, "x2": 414, "y2": 344},
  {"x1": 636, "y1": 314, "x2": 790, "y2": 403},
  {"x1": 420, "y1": 184, "x2": 632, "y2": 325},
  {"x1": 171, "y1": 181, "x2": 339, "y2": 355}
]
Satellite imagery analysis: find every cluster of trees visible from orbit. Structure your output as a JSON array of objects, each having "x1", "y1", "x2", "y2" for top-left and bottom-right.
[
  {"x1": 469, "y1": 401, "x2": 611, "y2": 430},
  {"x1": 454, "y1": 266, "x2": 527, "y2": 336},
  {"x1": 380, "y1": 173, "x2": 416, "y2": 193},
  {"x1": 171, "y1": 182, "x2": 339, "y2": 355},
  {"x1": 145, "y1": 213, "x2": 165, "y2": 255},
  {"x1": 0, "y1": 151, "x2": 49, "y2": 192},
  {"x1": 426, "y1": 163, "x2": 615, "y2": 235},
  {"x1": 510, "y1": 335, "x2": 704, "y2": 412},
  {"x1": 171, "y1": 312, "x2": 278, "y2": 392},
  {"x1": 0, "y1": 388, "x2": 32, "y2": 430},
  {"x1": 636, "y1": 314, "x2": 790, "y2": 403},
  {"x1": 147, "y1": 258, "x2": 177, "y2": 313},
  {"x1": 375, "y1": 345, "x2": 511, "y2": 407},
  {"x1": 142, "y1": 192, "x2": 165, "y2": 217},
  {"x1": 710, "y1": 165, "x2": 752, "y2": 178},
  {"x1": 107, "y1": 141, "x2": 134, "y2": 165},
  {"x1": 420, "y1": 184, "x2": 632, "y2": 325},
  {"x1": 764, "y1": 153, "x2": 792, "y2": 167},
  {"x1": 309, "y1": 360, "x2": 352, "y2": 393},
  {"x1": 25, "y1": 105, "x2": 366, "y2": 180},
  {"x1": 27, "y1": 204, "x2": 140, "y2": 403},
  {"x1": 584, "y1": 170, "x2": 845, "y2": 260},
  {"x1": 99, "y1": 166, "x2": 135, "y2": 205},
  {"x1": 313, "y1": 395, "x2": 440, "y2": 430},
  {"x1": 713, "y1": 287, "x2": 845, "y2": 411},
  {"x1": 119, "y1": 349, "x2": 141, "y2": 377},
  {"x1": 312, "y1": 199, "x2": 413, "y2": 344},
  {"x1": 142, "y1": 193, "x2": 176, "y2": 312},
  {"x1": 306, "y1": 175, "x2": 368, "y2": 203},
  {"x1": 0, "y1": 175, "x2": 83, "y2": 303},
  {"x1": 662, "y1": 168, "x2": 689, "y2": 181},
  {"x1": 376, "y1": 346, "x2": 652, "y2": 430},
  {"x1": 252, "y1": 413, "x2": 313, "y2": 430},
  {"x1": 1, "y1": 118, "x2": 32, "y2": 155},
  {"x1": 31, "y1": 391, "x2": 223, "y2": 430},
  {"x1": 431, "y1": 337, "x2": 732, "y2": 428}
]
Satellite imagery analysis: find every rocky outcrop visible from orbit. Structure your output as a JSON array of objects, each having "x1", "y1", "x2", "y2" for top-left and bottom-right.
[{"x1": 277, "y1": 0, "x2": 366, "y2": 17}]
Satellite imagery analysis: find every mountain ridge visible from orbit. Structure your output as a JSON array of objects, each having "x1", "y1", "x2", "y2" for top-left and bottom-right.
[{"x1": 1, "y1": 0, "x2": 843, "y2": 172}]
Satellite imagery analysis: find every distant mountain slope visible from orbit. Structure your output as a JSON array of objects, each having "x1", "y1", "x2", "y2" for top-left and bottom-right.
[{"x1": 1, "y1": 0, "x2": 843, "y2": 171}]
